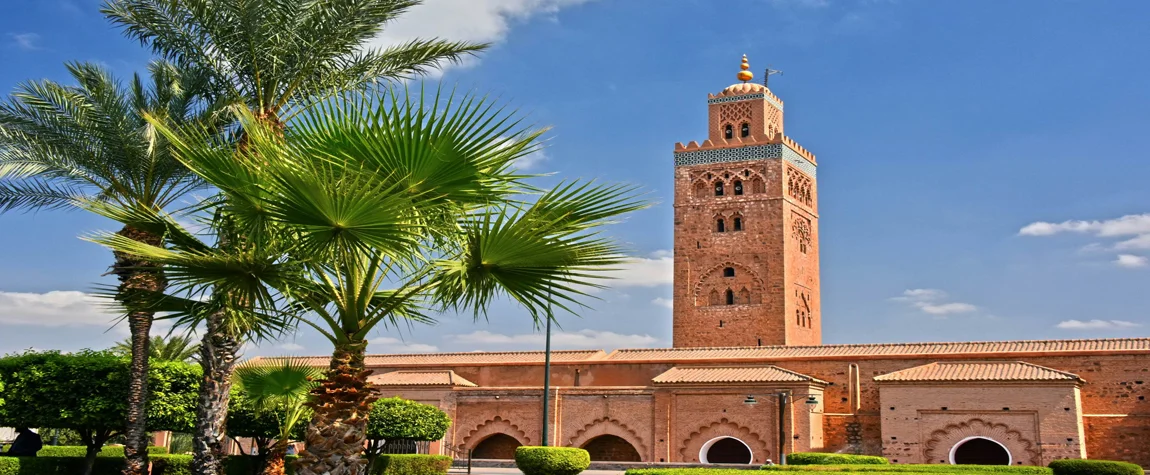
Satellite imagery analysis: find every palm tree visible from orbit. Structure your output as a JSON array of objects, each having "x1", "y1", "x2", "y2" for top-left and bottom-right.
[
  {"x1": 90, "y1": 90, "x2": 646, "y2": 475},
  {"x1": 100, "y1": 3, "x2": 485, "y2": 472},
  {"x1": 0, "y1": 61, "x2": 218, "y2": 475},
  {"x1": 234, "y1": 359, "x2": 322, "y2": 475},
  {"x1": 114, "y1": 334, "x2": 201, "y2": 362}
]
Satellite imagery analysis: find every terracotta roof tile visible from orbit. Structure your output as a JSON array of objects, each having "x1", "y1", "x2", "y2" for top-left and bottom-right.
[
  {"x1": 369, "y1": 370, "x2": 477, "y2": 387},
  {"x1": 267, "y1": 349, "x2": 607, "y2": 367},
  {"x1": 605, "y1": 338, "x2": 1150, "y2": 362},
  {"x1": 873, "y1": 361, "x2": 1082, "y2": 383},
  {"x1": 652, "y1": 366, "x2": 827, "y2": 385}
]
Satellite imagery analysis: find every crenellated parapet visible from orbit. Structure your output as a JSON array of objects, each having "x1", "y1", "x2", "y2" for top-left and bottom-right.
[{"x1": 781, "y1": 135, "x2": 816, "y2": 164}]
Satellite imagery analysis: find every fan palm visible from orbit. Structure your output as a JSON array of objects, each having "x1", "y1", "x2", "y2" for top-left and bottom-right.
[
  {"x1": 114, "y1": 334, "x2": 201, "y2": 362},
  {"x1": 100, "y1": 3, "x2": 486, "y2": 472},
  {"x1": 233, "y1": 359, "x2": 322, "y2": 475},
  {"x1": 0, "y1": 61, "x2": 218, "y2": 475},
  {"x1": 90, "y1": 89, "x2": 646, "y2": 475}
]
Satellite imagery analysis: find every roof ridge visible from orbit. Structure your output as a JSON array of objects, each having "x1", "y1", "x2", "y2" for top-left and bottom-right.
[
  {"x1": 364, "y1": 349, "x2": 605, "y2": 358},
  {"x1": 608, "y1": 337, "x2": 1150, "y2": 353}
]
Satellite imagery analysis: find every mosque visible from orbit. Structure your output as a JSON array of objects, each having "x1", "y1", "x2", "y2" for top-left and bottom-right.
[{"x1": 293, "y1": 56, "x2": 1150, "y2": 467}]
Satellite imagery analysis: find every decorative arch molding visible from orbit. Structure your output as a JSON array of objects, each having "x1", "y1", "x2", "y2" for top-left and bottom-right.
[
  {"x1": 923, "y1": 418, "x2": 1039, "y2": 465},
  {"x1": 679, "y1": 418, "x2": 770, "y2": 464},
  {"x1": 460, "y1": 416, "x2": 530, "y2": 449},
  {"x1": 567, "y1": 417, "x2": 648, "y2": 460},
  {"x1": 693, "y1": 262, "x2": 765, "y2": 308},
  {"x1": 693, "y1": 262, "x2": 764, "y2": 293}
]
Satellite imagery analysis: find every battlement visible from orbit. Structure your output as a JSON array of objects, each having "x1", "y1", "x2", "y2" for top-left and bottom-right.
[
  {"x1": 675, "y1": 131, "x2": 781, "y2": 152},
  {"x1": 782, "y1": 135, "x2": 816, "y2": 164},
  {"x1": 707, "y1": 83, "x2": 785, "y2": 110}
]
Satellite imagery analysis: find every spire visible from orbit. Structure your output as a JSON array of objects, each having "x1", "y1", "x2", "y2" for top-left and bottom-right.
[{"x1": 737, "y1": 54, "x2": 753, "y2": 83}]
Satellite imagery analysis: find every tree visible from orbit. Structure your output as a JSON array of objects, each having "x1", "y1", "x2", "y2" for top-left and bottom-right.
[
  {"x1": 365, "y1": 397, "x2": 450, "y2": 460},
  {"x1": 0, "y1": 351, "x2": 199, "y2": 475},
  {"x1": 233, "y1": 359, "x2": 322, "y2": 475},
  {"x1": 90, "y1": 89, "x2": 646, "y2": 475},
  {"x1": 226, "y1": 389, "x2": 310, "y2": 474},
  {"x1": 114, "y1": 334, "x2": 201, "y2": 362},
  {"x1": 100, "y1": 2, "x2": 485, "y2": 472},
  {"x1": 0, "y1": 61, "x2": 219, "y2": 475}
]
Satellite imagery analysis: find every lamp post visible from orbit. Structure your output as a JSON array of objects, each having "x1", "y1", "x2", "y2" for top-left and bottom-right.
[{"x1": 541, "y1": 296, "x2": 553, "y2": 446}]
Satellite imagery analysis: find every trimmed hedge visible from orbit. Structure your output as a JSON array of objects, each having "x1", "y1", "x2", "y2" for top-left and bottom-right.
[
  {"x1": 516, "y1": 446, "x2": 591, "y2": 475},
  {"x1": 151, "y1": 454, "x2": 194, "y2": 475},
  {"x1": 223, "y1": 454, "x2": 300, "y2": 475},
  {"x1": 786, "y1": 453, "x2": 889, "y2": 465},
  {"x1": 761, "y1": 466, "x2": 1052, "y2": 474},
  {"x1": 37, "y1": 445, "x2": 169, "y2": 457},
  {"x1": 0, "y1": 456, "x2": 125, "y2": 475},
  {"x1": 371, "y1": 454, "x2": 452, "y2": 475},
  {"x1": 1049, "y1": 460, "x2": 1144, "y2": 475}
]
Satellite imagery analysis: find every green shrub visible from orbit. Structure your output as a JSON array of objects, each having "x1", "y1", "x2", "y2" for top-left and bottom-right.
[
  {"x1": 1049, "y1": 460, "x2": 1143, "y2": 475},
  {"x1": 516, "y1": 446, "x2": 591, "y2": 475},
  {"x1": 152, "y1": 454, "x2": 194, "y2": 475},
  {"x1": 0, "y1": 456, "x2": 125, "y2": 475},
  {"x1": 224, "y1": 454, "x2": 301, "y2": 475},
  {"x1": 786, "y1": 453, "x2": 889, "y2": 465},
  {"x1": 760, "y1": 465, "x2": 1051, "y2": 474},
  {"x1": 369, "y1": 454, "x2": 452, "y2": 475},
  {"x1": 37, "y1": 445, "x2": 169, "y2": 457}
]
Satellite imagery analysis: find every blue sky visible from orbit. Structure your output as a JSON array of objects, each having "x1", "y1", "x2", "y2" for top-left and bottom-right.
[{"x1": 2, "y1": 0, "x2": 1150, "y2": 357}]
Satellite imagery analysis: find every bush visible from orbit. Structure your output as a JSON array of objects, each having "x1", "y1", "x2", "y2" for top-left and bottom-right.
[
  {"x1": 37, "y1": 445, "x2": 169, "y2": 457},
  {"x1": 0, "y1": 456, "x2": 125, "y2": 475},
  {"x1": 370, "y1": 454, "x2": 452, "y2": 475},
  {"x1": 151, "y1": 454, "x2": 194, "y2": 475},
  {"x1": 786, "y1": 453, "x2": 889, "y2": 465},
  {"x1": 1049, "y1": 460, "x2": 1144, "y2": 475},
  {"x1": 224, "y1": 454, "x2": 301, "y2": 475},
  {"x1": 761, "y1": 465, "x2": 1051, "y2": 474},
  {"x1": 516, "y1": 446, "x2": 591, "y2": 475},
  {"x1": 367, "y1": 398, "x2": 452, "y2": 441}
]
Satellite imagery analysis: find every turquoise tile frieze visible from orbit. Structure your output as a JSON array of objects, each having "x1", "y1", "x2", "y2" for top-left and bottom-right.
[
  {"x1": 706, "y1": 93, "x2": 783, "y2": 110},
  {"x1": 673, "y1": 143, "x2": 816, "y2": 178}
]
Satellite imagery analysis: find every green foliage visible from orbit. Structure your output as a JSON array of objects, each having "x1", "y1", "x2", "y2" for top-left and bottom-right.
[
  {"x1": 1049, "y1": 460, "x2": 1143, "y2": 475},
  {"x1": 37, "y1": 445, "x2": 168, "y2": 457},
  {"x1": 0, "y1": 351, "x2": 200, "y2": 433},
  {"x1": 786, "y1": 453, "x2": 890, "y2": 465},
  {"x1": 226, "y1": 388, "x2": 308, "y2": 441},
  {"x1": 515, "y1": 446, "x2": 591, "y2": 475},
  {"x1": 113, "y1": 334, "x2": 200, "y2": 362},
  {"x1": 224, "y1": 455, "x2": 300, "y2": 475},
  {"x1": 369, "y1": 454, "x2": 452, "y2": 475},
  {"x1": 760, "y1": 465, "x2": 1052, "y2": 474},
  {"x1": 150, "y1": 454, "x2": 194, "y2": 475},
  {"x1": 0, "y1": 456, "x2": 126, "y2": 475},
  {"x1": 367, "y1": 397, "x2": 451, "y2": 441}
]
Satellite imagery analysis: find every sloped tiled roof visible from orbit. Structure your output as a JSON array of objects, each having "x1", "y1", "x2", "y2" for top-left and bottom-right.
[
  {"x1": 873, "y1": 361, "x2": 1082, "y2": 383},
  {"x1": 265, "y1": 349, "x2": 608, "y2": 367},
  {"x1": 369, "y1": 370, "x2": 477, "y2": 387},
  {"x1": 606, "y1": 338, "x2": 1150, "y2": 362},
  {"x1": 652, "y1": 366, "x2": 827, "y2": 385}
]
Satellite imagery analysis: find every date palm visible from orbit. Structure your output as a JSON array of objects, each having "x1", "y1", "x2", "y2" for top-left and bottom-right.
[
  {"x1": 100, "y1": 3, "x2": 485, "y2": 472},
  {"x1": 114, "y1": 334, "x2": 201, "y2": 362},
  {"x1": 91, "y1": 89, "x2": 645, "y2": 475},
  {"x1": 234, "y1": 359, "x2": 322, "y2": 475},
  {"x1": 0, "y1": 61, "x2": 218, "y2": 475}
]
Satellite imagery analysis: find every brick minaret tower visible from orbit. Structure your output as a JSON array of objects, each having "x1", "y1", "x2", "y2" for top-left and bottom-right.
[{"x1": 672, "y1": 55, "x2": 821, "y2": 347}]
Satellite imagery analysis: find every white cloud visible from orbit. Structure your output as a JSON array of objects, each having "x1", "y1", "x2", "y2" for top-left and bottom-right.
[
  {"x1": 448, "y1": 329, "x2": 658, "y2": 350},
  {"x1": 367, "y1": 0, "x2": 593, "y2": 72},
  {"x1": 512, "y1": 149, "x2": 549, "y2": 170},
  {"x1": 651, "y1": 297, "x2": 673, "y2": 309},
  {"x1": 1114, "y1": 254, "x2": 1148, "y2": 269},
  {"x1": 1056, "y1": 319, "x2": 1142, "y2": 330},
  {"x1": 9, "y1": 33, "x2": 40, "y2": 50},
  {"x1": 369, "y1": 336, "x2": 439, "y2": 353},
  {"x1": 277, "y1": 343, "x2": 305, "y2": 351},
  {"x1": 0, "y1": 290, "x2": 120, "y2": 326},
  {"x1": 607, "y1": 251, "x2": 673, "y2": 287},
  {"x1": 890, "y1": 288, "x2": 977, "y2": 316}
]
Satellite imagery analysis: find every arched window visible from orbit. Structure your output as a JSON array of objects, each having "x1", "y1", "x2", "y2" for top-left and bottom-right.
[
  {"x1": 723, "y1": 267, "x2": 735, "y2": 277},
  {"x1": 724, "y1": 124, "x2": 733, "y2": 139},
  {"x1": 751, "y1": 177, "x2": 765, "y2": 194},
  {"x1": 740, "y1": 123, "x2": 750, "y2": 137},
  {"x1": 733, "y1": 217, "x2": 743, "y2": 231},
  {"x1": 725, "y1": 289, "x2": 735, "y2": 305},
  {"x1": 733, "y1": 181, "x2": 743, "y2": 195},
  {"x1": 716, "y1": 219, "x2": 725, "y2": 233},
  {"x1": 694, "y1": 182, "x2": 707, "y2": 199},
  {"x1": 739, "y1": 288, "x2": 750, "y2": 304},
  {"x1": 714, "y1": 182, "x2": 724, "y2": 196},
  {"x1": 709, "y1": 290, "x2": 720, "y2": 306}
]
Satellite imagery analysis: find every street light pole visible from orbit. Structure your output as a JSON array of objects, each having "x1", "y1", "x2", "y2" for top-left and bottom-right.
[
  {"x1": 541, "y1": 295, "x2": 553, "y2": 446},
  {"x1": 777, "y1": 392, "x2": 789, "y2": 465}
]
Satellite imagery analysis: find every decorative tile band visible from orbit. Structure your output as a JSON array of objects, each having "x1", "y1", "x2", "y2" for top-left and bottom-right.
[
  {"x1": 673, "y1": 143, "x2": 816, "y2": 178},
  {"x1": 707, "y1": 93, "x2": 783, "y2": 110}
]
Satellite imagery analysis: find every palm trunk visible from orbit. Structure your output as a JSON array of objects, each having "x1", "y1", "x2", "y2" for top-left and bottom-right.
[
  {"x1": 191, "y1": 310, "x2": 240, "y2": 475},
  {"x1": 260, "y1": 439, "x2": 289, "y2": 475},
  {"x1": 295, "y1": 341, "x2": 376, "y2": 475},
  {"x1": 115, "y1": 226, "x2": 166, "y2": 475}
]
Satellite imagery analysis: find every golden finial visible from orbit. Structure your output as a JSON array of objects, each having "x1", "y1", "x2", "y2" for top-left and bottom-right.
[{"x1": 737, "y1": 54, "x2": 754, "y2": 82}]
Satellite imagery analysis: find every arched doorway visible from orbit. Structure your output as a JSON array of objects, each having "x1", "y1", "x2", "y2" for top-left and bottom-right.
[
  {"x1": 472, "y1": 433, "x2": 522, "y2": 459},
  {"x1": 699, "y1": 437, "x2": 753, "y2": 464},
  {"x1": 951, "y1": 437, "x2": 1011, "y2": 465},
  {"x1": 581, "y1": 434, "x2": 641, "y2": 462}
]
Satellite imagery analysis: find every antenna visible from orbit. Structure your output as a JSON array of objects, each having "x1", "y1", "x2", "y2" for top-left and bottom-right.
[{"x1": 763, "y1": 66, "x2": 783, "y2": 87}]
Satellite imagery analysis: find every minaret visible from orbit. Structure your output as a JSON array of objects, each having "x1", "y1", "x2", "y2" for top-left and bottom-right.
[{"x1": 671, "y1": 55, "x2": 821, "y2": 348}]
